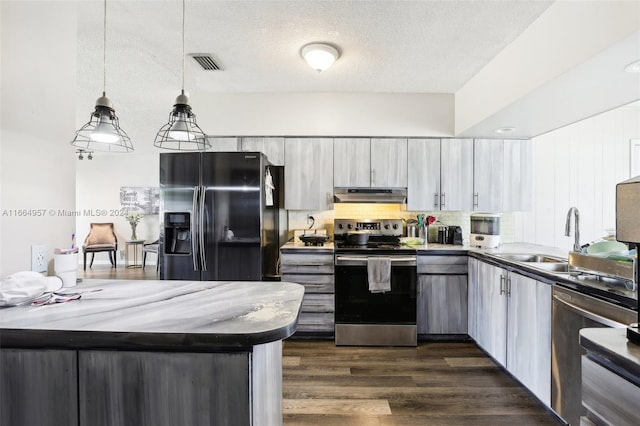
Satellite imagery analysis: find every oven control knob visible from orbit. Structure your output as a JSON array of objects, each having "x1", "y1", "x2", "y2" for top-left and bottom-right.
[
  {"x1": 338, "y1": 223, "x2": 344, "y2": 229},
  {"x1": 347, "y1": 224, "x2": 353, "y2": 230},
  {"x1": 392, "y1": 224, "x2": 398, "y2": 230},
  {"x1": 384, "y1": 224, "x2": 390, "y2": 230}
]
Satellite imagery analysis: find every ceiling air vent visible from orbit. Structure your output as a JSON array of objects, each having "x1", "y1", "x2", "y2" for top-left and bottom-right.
[{"x1": 190, "y1": 54, "x2": 222, "y2": 71}]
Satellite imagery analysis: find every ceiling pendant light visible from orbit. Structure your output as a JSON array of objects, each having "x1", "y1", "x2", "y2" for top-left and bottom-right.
[
  {"x1": 154, "y1": 0, "x2": 210, "y2": 151},
  {"x1": 301, "y1": 43, "x2": 340, "y2": 72},
  {"x1": 71, "y1": 0, "x2": 133, "y2": 153}
]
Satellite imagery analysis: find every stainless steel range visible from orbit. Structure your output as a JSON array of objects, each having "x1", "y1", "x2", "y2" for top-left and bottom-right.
[{"x1": 333, "y1": 219, "x2": 417, "y2": 346}]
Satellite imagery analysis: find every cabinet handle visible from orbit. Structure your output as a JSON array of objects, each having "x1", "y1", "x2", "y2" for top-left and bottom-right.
[
  {"x1": 371, "y1": 169, "x2": 376, "y2": 186},
  {"x1": 434, "y1": 193, "x2": 439, "y2": 208},
  {"x1": 499, "y1": 275, "x2": 505, "y2": 295},
  {"x1": 474, "y1": 193, "x2": 479, "y2": 207},
  {"x1": 441, "y1": 192, "x2": 446, "y2": 208},
  {"x1": 507, "y1": 276, "x2": 511, "y2": 297}
]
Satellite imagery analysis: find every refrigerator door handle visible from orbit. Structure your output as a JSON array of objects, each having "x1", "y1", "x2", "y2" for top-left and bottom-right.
[
  {"x1": 199, "y1": 184, "x2": 207, "y2": 271},
  {"x1": 191, "y1": 185, "x2": 200, "y2": 271}
]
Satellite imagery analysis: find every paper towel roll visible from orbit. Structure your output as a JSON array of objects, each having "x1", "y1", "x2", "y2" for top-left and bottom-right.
[{"x1": 54, "y1": 253, "x2": 78, "y2": 287}]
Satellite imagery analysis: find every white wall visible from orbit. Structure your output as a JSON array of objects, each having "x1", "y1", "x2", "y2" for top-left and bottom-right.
[
  {"x1": 514, "y1": 104, "x2": 640, "y2": 250},
  {"x1": 0, "y1": 2, "x2": 77, "y2": 276}
]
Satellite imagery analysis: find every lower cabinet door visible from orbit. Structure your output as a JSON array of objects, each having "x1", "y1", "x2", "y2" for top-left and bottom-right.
[
  {"x1": 79, "y1": 351, "x2": 251, "y2": 426},
  {"x1": 418, "y1": 275, "x2": 468, "y2": 334},
  {"x1": 0, "y1": 349, "x2": 78, "y2": 426}
]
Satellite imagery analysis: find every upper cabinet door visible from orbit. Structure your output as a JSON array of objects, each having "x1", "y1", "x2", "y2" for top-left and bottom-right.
[
  {"x1": 333, "y1": 138, "x2": 371, "y2": 187},
  {"x1": 240, "y1": 137, "x2": 285, "y2": 166},
  {"x1": 441, "y1": 138, "x2": 474, "y2": 211},
  {"x1": 503, "y1": 139, "x2": 533, "y2": 211},
  {"x1": 407, "y1": 138, "x2": 441, "y2": 211},
  {"x1": 207, "y1": 137, "x2": 239, "y2": 152},
  {"x1": 473, "y1": 139, "x2": 505, "y2": 212},
  {"x1": 284, "y1": 138, "x2": 334, "y2": 210},
  {"x1": 370, "y1": 138, "x2": 408, "y2": 188}
]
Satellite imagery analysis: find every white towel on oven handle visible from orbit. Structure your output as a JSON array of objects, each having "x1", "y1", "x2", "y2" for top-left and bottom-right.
[{"x1": 367, "y1": 257, "x2": 391, "y2": 293}]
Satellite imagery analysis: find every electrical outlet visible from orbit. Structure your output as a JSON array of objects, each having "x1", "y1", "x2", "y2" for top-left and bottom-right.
[{"x1": 31, "y1": 245, "x2": 48, "y2": 273}]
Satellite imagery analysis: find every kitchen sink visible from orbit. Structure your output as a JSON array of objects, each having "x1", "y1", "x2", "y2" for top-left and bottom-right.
[
  {"x1": 495, "y1": 253, "x2": 566, "y2": 263},
  {"x1": 527, "y1": 262, "x2": 571, "y2": 272}
]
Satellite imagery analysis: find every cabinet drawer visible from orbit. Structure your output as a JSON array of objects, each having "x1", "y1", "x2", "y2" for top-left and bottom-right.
[
  {"x1": 282, "y1": 274, "x2": 334, "y2": 293},
  {"x1": 301, "y1": 294, "x2": 334, "y2": 313},
  {"x1": 296, "y1": 313, "x2": 335, "y2": 332},
  {"x1": 281, "y1": 253, "x2": 334, "y2": 274},
  {"x1": 417, "y1": 255, "x2": 468, "y2": 274}
]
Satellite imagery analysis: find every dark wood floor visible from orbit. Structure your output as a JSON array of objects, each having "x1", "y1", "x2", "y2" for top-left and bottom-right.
[
  {"x1": 282, "y1": 340, "x2": 562, "y2": 425},
  {"x1": 79, "y1": 263, "x2": 159, "y2": 280}
]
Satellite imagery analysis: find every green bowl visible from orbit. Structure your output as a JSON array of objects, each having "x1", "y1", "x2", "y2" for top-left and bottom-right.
[{"x1": 586, "y1": 241, "x2": 628, "y2": 257}]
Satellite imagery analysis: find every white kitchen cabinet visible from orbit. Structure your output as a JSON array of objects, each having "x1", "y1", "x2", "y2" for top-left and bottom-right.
[
  {"x1": 503, "y1": 139, "x2": 533, "y2": 211},
  {"x1": 333, "y1": 138, "x2": 371, "y2": 187},
  {"x1": 370, "y1": 138, "x2": 407, "y2": 188},
  {"x1": 207, "y1": 137, "x2": 239, "y2": 152},
  {"x1": 506, "y1": 272, "x2": 551, "y2": 405},
  {"x1": 473, "y1": 139, "x2": 504, "y2": 211},
  {"x1": 473, "y1": 138, "x2": 532, "y2": 212},
  {"x1": 408, "y1": 138, "x2": 473, "y2": 211},
  {"x1": 240, "y1": 137, "x2": 285, "y2": 166},
  {"x1": 284, "y1": 138, "x2": 333, "y2": 210},
  {"x1": 475, "y1": 261, "x2": 507, "y2": 366}
]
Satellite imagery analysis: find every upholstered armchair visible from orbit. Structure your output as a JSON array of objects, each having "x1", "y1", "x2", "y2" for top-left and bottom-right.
[
  {"x1": 143, "y1": 239, "x2": 159, "y2": 271},
  {"x1": 83, "y1": 223, "x2": 118, "y2": 270}
]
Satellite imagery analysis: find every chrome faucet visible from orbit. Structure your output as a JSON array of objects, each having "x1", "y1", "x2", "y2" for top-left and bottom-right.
[{"x1": 565, "y1": 207, "x2": 581, "y2": 252}]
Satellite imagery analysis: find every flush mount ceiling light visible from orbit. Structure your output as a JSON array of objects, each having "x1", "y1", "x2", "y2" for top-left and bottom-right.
[
  {"x1": 495, "y1": 126, "x2": 516, "y2": 134},
  {"x1": 154, "y1": 0, "x2": 210, "y2": 151},
  {"x1": 71, "y1": 0, "x2": 133, "y2": 153},
  {"x1": 624, "y1": 59, "x2": 640, "y2": 73},
  {"x1": 301, "y1": 43, "x2": 340, "y2": 72}
]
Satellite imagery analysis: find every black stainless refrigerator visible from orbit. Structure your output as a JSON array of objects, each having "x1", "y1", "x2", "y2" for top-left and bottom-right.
[{"x1": 159, "y1": 152, "x2": 285, "y2": 281}]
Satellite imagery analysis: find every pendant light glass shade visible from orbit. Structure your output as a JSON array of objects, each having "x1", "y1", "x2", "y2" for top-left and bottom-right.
[
  {"x1": 154, "y1": 91, "x2": 210, "y2": 150},
  {"x1": 154, "y1": 0, "x2": 209, "y2": 151},
  {"x1": 71, "y1": 0, "x2": 133, "y2": 153}
]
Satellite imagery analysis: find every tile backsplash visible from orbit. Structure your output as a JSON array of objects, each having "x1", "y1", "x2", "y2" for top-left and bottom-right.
[{"x1": 288, "y1": 204, "x2": 517, "y2": 244}]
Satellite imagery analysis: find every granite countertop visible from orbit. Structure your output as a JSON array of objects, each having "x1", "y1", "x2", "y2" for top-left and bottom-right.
[
  {"x1": 0, "y1": 279, "x2": 305, "y2": 351},
  {"x1": 580, "y1": 328, "x2": 640, "y2": 386}
]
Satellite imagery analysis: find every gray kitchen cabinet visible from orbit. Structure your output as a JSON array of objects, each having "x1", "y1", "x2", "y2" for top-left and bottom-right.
[
  {"x1": 407, "y1": 138, "x2": 441, "y2": 211},
  {"x1": 467, "y1": 257, "x2": 479, "y2": 340},
  {"x1": 241, "y1": 137, "x2": 285, "y2": 166},
  {"x1": 281, "y1": 250, "x2": 335, "y2": 335},
  {"x1": 333, "y1": 138, "x2": 371, "y2": 187},
  {"x1": 503, "y1": 139, "x2": 533, "y2": 211},
  {"x1": 473, "y1": 138, "x2": 532, "y2": 212},
  {"x1": 284, "y1": 137, "x2": 333, "y2": 210},
  {"x1": 417, "y1": 255, "x2": 468, "y2": 336},
  {"x1": 408, "y1": 138, "x2": 473, "y2": 211},
  {"x1": 207, "y1": 137, "x2": 239, "y2": 152},
  {"x1": 474, "y1": 259, "x2": 551, "y2": 403},
  {"x1": 0, "y1": 349, "x2": 78, "y2": 426},
  {"x1": 506, "y1": 272, "x2": 551, "y2": 405},
  {"x1": 473, "y1": 139, "x2": 505, "y2": 211},
  {"x1": 370, "y1": 138, "x2": 408, "y2": 188}
]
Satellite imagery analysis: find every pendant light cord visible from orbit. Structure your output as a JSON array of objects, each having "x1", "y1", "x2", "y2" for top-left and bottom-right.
[
  {"x1": 103, "y1": 0, "x2": 107, "y2": 96},
  {"x1": 182, "y1": 0, "x2": 185, "y2": 94}
]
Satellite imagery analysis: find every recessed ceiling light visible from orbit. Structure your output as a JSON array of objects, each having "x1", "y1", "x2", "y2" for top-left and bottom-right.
[
  {"x1": 624, "y1": 60, "x2": 640, "y2": 73},
  {"x1": 300, "y1": 43, "x2": 340, "y2": 72},
  {"x1": 495, "y1": 127, "x2": 516, "y2": 134}
]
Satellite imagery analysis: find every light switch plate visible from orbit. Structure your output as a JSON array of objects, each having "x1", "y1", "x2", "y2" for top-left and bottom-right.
[{"x1": 31, "y1": 244, "x2": 48, "y2": 273}]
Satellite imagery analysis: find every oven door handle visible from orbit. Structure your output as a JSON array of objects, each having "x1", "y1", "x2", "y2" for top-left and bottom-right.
[{"x1": 335, "y1": 256, "x2": 417, "y2": 266}]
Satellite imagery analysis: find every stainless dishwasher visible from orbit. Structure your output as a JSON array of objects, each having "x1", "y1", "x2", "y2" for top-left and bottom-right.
[{"x1": 551, "y1": 285, "x2": 636, "y2": 426}]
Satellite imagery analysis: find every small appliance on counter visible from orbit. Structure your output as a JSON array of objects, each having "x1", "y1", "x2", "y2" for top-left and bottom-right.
[
  {"x1": 616, "y1": 175, "x2": 640, "y2": 345},
  {"x1": 470, "y1": 213, "x2": 501, "y2": 248}
]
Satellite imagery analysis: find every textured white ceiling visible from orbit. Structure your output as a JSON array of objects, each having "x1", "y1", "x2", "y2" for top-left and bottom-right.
[{"x1": 77, "y1": 0, "x2": 554, "y2": 95}]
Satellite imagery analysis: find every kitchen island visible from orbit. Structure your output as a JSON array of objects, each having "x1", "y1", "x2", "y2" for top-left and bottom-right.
[{"x1": 0, "y1": 279, "x2": 305, "y2": 426}]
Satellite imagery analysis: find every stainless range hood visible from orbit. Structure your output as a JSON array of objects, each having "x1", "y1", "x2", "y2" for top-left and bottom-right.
[{"x1": 334, "y1": 188, "x2": 407, "y2": 204}]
